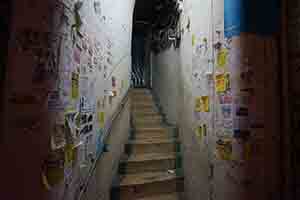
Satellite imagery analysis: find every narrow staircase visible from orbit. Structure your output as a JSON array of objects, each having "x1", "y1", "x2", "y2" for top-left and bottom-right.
[{"x1": 111, "y1": 88, "x2": 184, "y2": 200}]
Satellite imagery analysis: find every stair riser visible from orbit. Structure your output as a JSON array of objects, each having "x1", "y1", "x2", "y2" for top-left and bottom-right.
[
  {"x1": 133, "y1": 129, "x2": 169, "y2": 139},
  {"x1": 131, "y1": 90, "x2": 150, "y2": 93},
  {"x1": 132, "y1": 101, "x2": 155, "y2": 105},
  {"x1": 133, "y1": 116, "x2": 162, "y2": 121},
  {"x1": 132, "y1": 120, "x2": 163, "y2": 126},
  {"x1": 132, "y1": 112, "x2": 159, "y2": 118},
  {"x1": 131, "y1": 98, "x2": 153, "y2": 102},
  {"x1": 134, "y1": 129, "x2": 168, "y2": 134},
  {"x1": 132, "y1": 106, "x2": 156, "y2": 111},
  {"x1": 131, "y1": 108, "x2": 157, "y2": 113},
  {"x1": 119, "y1": 159, "x2": 176, "y2": 174},
  {"x1": 117, "y1": 178, "x2": 184, "y2": 200},
  {"x1": 132, "y1": 113, "x2": 162, "y2": 119},
  {"x1": 126, "y1": 143, "x2": 177, "y2": 155},
  {"x1": 133, "y1": 123, "x2": 163, "y2": 129},
  {"x1": 130, "y1": 94, "x2": 152, "y2": 98},
  {"x1": 133, "y1": 134, "x2": 171, "y2": 140},
  {"x1": 132, "y1": 117, "x2": 162, "y2": 123}
]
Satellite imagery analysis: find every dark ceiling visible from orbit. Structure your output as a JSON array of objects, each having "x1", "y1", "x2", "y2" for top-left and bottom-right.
[
  {"x1": 133, "y1": 0, "x2": 156, "y2": 34},
  {"x1": 133, "y1": 0, "x2": 182, "y2": 42},
  {"x1": 133, "y1": 1, "x2": 154, "y2": 34},
  {"x1": 134, "y1": 0, "x2": 156, "y2": 22}
]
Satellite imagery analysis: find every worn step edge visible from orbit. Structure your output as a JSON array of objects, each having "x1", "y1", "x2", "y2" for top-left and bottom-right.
[
  {"x1": 132, "y1": 110, "x2": 159, "y2": 114},
  {"x1": 122, "y1": 153, "x2": 176, "y2": 163},
  {"x1": 128, "y1": 138, "x2": 178, "y2": 145},
  {"x1": 132, "y1": 115, "x2": 162, "y2": 120},
  {"x1": 135, "y1": 127, "x2": 167, "y2": 132},
  {"x1": 118, "y1": 171, "x2": 183, "y2": 187},
  {"x1": 136, "y1": 192, "x2": 182, "y2": 200}
]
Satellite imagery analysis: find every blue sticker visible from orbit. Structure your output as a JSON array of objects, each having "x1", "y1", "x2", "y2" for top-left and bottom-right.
[{"x1": 96, "y1": 129, "x2": 104, "y2": 157}]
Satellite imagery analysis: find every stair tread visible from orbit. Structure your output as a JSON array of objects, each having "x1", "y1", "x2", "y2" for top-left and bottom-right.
[
  {"x1": 133, "y1": 134, "x2": 173, "y2": 140},
  {"x1": 135, "y1": 127, "x2": 166, "y2": 131},
  {"x1": 134, "y1": 124, "x2": 163, "y2": 128},
  {"x1": 137, "y1": 193, "x2": 181, "y2": 200},
  {"x1": 119, "y1": 171, "x2": 182, "y2": 186},
  {"x1": 132, "y1": 111, "x2": 159, "y2": 114},
  {"x1": 123, "y1": 153, "x2": 176, "y2": 163},
  {"x1": 133, "y1": 115, "x2": 162, "y2": 118},
  {"x1": 129, "y1": 138, "x2": 177, "y2": 145}
]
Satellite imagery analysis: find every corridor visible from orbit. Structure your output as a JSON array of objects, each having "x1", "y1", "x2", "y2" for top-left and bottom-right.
[{"x1": 0, "y1": 0, "x2": 294, "y2": 200}]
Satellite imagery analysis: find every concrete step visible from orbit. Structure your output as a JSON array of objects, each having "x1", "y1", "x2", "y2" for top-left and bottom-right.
[
  {"x1": 130, "y1": 91, "x2": 151, "y2": 97},
  {"x1": 132, "y1": 113, "x2": 162, "y2": 119},
  {"x1": 131, "y1": 99, "x2": 155, "y2": 104},
  {"x1": 132, "y1": 104, "x2": 156, "y2": 110},
  {"x1": 132, "y1": 110, "x2": 159, "y2": 116},
  {"x1": 133, "y1": 127, "x2": 171, "y2": 140},
  {"x1": 131, "y1": 88, "x2": 151, "y2": 93},
  {"x1": 134, "y1": 123, "x2": 165, "y2": 129},
  {"x1": 119, "y1": 153, "x2": 176, "y2": 174},
  {"x1": 137, "y1": 193, "x2": 182, "y2": 200},
  {"x1": 133, "y1": 119, "x2": 162, "y2": 124},
  {"x1": 130, "y1": 104, "x2": 157, "y2": 109},
  {"x1": 115, "y1": 171, "x2": 184, "y2": 200},
  {"x1": 132, "y1": 95, "x2": 154, "y2": 102},
  {"x1": 132, "y1": 120, "x2": 163, "y2": 127},
  {"x1": 132, "y1": 104, "x2": 156, "y2": 109},
  {"x1": 133, "y1": 132, "x2": 173, "y2": 140},
  {"x1": 126, "y1": 138, "x2": 179, "y2": 155},
  {"x1": 132, "y1": 115, "x2": 162, "y2": 121}
]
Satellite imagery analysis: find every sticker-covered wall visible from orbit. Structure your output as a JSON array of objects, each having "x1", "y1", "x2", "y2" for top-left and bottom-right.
[
  {"x1": 1, "y1": 0, "x2": 135, "y2": 199},
  {"x1": 152, "y1": 0, "x2": 281, "y2": 199}
]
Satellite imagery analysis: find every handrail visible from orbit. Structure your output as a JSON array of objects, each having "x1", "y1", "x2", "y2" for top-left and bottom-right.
[{"x1": 77, "y1": 88, "x2": 131, "y2": 200}]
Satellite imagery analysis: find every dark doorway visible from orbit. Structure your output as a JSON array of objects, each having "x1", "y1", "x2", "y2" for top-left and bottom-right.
[
  {"x1": 131, "y1": 0, "x2": 155, "y2": 89},
  {"x1": 0, "y1": 1, "x2": 12, "y2": 93},
  {"x1": 0, "y1": 1, "x2": 12, "y2": 111}
]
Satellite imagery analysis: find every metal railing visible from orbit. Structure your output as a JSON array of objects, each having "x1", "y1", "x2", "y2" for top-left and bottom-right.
[{"x1": 77, "y1": 89, "x2": 130, "y2": 200}]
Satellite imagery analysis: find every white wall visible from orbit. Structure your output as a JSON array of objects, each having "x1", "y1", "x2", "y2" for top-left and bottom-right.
[
  {"x1": 152, "y1": 46, "x2": 180, "y2": 125},
  {"x1": 2, "y1": 0, "x2": 135, "y2": 199},
  {"x1": 151, "y1": 0, "x2": 281, "y2": 200}
]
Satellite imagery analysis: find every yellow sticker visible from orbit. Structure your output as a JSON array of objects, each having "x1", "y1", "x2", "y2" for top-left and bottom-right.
[
  {"x1": 195, "y1": 126, "x2": 203, "y2": 140},
  {"x1": 195, "y1": 97, "x2": 202, "y2": 112},
  {"x1": 215, "y1": 74, "x2": 226, "y2": 93},
  {"x1": 65, "y1": 144, "x2": 74, "y2": 165},
  {"x1": 216, "y1": 140, "x2": 232, "y2": 160},
  {"x1": 192, "y1": 34, "x2": 196, "y2": 46},
  {"x1": 71, "y1": 72, "x2": 79, "y2": 99},
  {"x1": 217, "y1": 48, "x2": 229, "y2": 68},
  {"x1": 98, "y1": 112, "x2": 105, "y2": 128},
  {"x1": 201, "y1": 96, "x2": 210, "y2": 112}
]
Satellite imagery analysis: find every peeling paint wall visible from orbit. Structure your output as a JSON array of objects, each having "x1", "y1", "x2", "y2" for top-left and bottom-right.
[
  {"x1": 151, "y1": 0, "x2": 281, "y2": 199},
  {"x1": 1, "y1": 0, "x2": 135, "y2": 199}
]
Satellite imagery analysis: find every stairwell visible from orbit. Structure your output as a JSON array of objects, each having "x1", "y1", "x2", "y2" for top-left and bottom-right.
[{"x1": 111, "y1": 88, "x2": 184, "y2": 200}]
